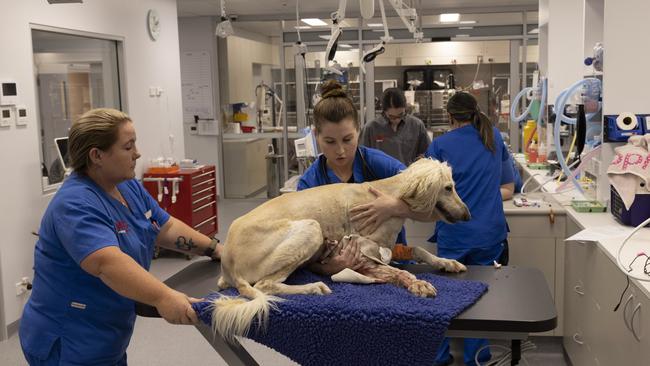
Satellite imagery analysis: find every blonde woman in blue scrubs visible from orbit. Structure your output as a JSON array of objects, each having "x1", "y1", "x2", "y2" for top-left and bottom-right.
[{"x1": 20, "y1": 109, "x2": 222, "y2": 365}]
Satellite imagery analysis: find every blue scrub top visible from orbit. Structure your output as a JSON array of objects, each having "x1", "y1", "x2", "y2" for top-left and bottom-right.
[
  {"x1": 20, "y1": 173, "x2": 170, "y2": 365},
  {"x1": 298, "y1": 146, "x2": 408, "y2": 243},
  {"x1": 426, "y1": 125, "x2": 512, "y2": 249},
  {"x1": 509, "y1": 154, "x2": 523, "y2": 193}
]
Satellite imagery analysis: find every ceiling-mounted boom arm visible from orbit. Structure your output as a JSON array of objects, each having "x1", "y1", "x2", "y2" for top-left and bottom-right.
[
  {"x1": 387, "y1": 0, "x2": 423, "y2": 41},
  {"x1": 215, "y1": 0, "x2": 234, "y2": 38},
  {"x1": 361, "y1": 0, "x2": 391, "y2": 72},
  {"x1": 324, "y1": 0, "x2": 347, "y2": 65}
]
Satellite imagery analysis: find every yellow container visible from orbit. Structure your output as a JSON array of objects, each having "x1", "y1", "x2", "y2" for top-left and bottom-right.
[
  {"x1": 522, "y1": 120, "x2": 538, "y2": 159},
  {"x1": 233, "y1": 112, "x2": 248, "y2": 122}
]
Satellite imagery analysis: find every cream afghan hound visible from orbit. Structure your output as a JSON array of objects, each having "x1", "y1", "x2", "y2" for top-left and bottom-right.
[{"x1": 212, "y1": 158, "x2": 470, "y2": 342}]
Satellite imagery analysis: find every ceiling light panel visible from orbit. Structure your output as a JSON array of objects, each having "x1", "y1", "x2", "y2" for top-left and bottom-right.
[
  {"x1": 440, "y1": 13, "x2": 460, "y2": 23},
  {"x1": 302, "y1": 18, "x2": 328, "y2": 26}
]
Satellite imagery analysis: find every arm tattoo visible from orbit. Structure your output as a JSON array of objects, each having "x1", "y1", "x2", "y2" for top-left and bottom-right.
[{"x1": 174, "y1": 236, "x2": 198, "y2": 252}]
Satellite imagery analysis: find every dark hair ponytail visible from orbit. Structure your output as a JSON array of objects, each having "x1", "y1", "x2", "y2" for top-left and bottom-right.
[
  {"x1": 447, "y1": 92, "x2": 495, "y2": 152},
  {"x1": 313, "y1": 80, "x2": 359, "y2": 133}
]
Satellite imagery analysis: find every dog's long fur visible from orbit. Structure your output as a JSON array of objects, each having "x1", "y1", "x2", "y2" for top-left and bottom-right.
[{"x1": 212, "y1": 158, "x2": 470, "y2": 342}]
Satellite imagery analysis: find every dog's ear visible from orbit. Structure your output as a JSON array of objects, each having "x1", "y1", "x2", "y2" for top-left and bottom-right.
[{"x1": 398, "y1": 158, "x2": 444, "y2": 213}]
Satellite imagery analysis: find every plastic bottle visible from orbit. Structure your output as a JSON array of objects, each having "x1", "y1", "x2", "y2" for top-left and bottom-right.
[
  {"x1": 522, "y1": 120, "x2": 538, "y2": 160},
  {"x1": 537, "y1": 142, "x2": 547, "y2": 163},
  {"x1": 528, "y1": 140, "x2": 538, "y2": 163}
]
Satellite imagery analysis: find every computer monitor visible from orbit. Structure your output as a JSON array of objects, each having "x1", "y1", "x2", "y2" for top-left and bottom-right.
[{"x1": 54, "y1": 137, "x2": 70, "y2": 171}]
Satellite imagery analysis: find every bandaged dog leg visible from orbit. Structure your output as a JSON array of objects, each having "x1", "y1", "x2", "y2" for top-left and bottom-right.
[
  {"x1": 391, "y1": 244, "x2": 414, "y2": 261},
  {"x1": 412, "y1": 247, "x2": 466, "y2": 272},
  {"x1": 361, "y1": 264, "x2": 437, "y2": 297}
]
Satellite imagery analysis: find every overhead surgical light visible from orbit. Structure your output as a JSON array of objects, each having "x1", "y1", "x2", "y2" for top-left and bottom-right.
[
  {"x1": 215, "y1": 0, "x2": 234, "y2": 38},
  {"x1": 325, "y1": 0, "x2": 423, "y2": 73},
  {"x1": 361, "y1": 0, "x2": 391, "y2": 73},
  {"x1": 302, "y1": 18, "x2": 328, "y2": 26},
  {"x1": 360, "y1": 0, "x2": 375, "y2": 19},
  {"x1": 324, "y1": 0, "x2": 347, "y2": 74},
  {"x1": 440, "y1": 13, "x2": 460, "y2": 23}
]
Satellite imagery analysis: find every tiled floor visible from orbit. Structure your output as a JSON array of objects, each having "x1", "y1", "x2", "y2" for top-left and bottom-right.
[{"x1": 0, "y1": 198, "x2": 569, "y2": 365}]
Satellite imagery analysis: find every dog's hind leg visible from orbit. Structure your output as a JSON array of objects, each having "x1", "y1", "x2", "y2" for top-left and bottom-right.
[
  {"x1": 252, "y1": 219, "x2": 332, "y2": 296},
  {"x1": 412, "y1": 247, "x2": 466, "y2": 272},
  {"x1": 216, "y1": 276, "x2": 228, "y2": 290}
]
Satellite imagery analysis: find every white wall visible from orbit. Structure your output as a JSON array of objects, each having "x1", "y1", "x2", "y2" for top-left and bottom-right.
[
  {"x1": 538, "y1": 0, "x2": 549, "y2": 75},
  {"x1": 177, "y1": 16, "x2": 223, "y2": 196},
  {"x1": 543, "y1": 0, "x2": 585, "y2": 101},
  {"x1": 0, "y1": 0, "x2": 184, "y2": 337},
  {"x1": 226, "y1": 33, "x2": 277, "y2": 103},
  {"x1": 602, "y1": 0, "x2": 649, "y2": 114}
]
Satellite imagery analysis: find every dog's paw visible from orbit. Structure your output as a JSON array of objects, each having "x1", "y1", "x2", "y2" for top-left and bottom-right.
[
  {"x1": 408, "y1": 280, "x2": 437, "y2": 297},
  {"x1": 309, "y1": 281, "x2": 332, "y2": 295},
  {"x1": 441, "y1": 259, "x2": 467, "y2": 273}
]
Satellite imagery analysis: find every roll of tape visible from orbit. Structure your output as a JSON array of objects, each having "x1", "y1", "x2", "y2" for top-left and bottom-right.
[{"x1": 616, "y1": 112, "x2": 638, "y2": 131}]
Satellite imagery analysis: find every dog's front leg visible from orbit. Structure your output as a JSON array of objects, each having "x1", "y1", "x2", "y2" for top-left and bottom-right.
[
  {"x1": 360, "y1": 264, "x2": 437, "y2": 297},
  {"x1": 412, "y1": 247, "x2": 466, "y2": 272}
]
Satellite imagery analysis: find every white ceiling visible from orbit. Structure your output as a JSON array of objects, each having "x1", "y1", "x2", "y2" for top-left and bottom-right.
[{"x1": 177, "y1": 0, "x2": 538, "y2": 19}]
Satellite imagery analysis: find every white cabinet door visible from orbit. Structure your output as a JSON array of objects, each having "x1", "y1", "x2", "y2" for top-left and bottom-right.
[
  {"x1": 636, "y1": 284, "x2": 650, "y2": 362},
  {"x1": 563, "y1": 240, "x2": 593, "y2": 365},
  {"x1": 588, "y1": 249, "x2": 645, "y2": 366}
]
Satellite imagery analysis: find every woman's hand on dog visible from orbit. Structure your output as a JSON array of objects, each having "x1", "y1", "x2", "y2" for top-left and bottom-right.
[
  {"x1": 350, "y1": 186, "x2": 410, "y2": 234},
  {"x1": 155, "y1": 289, "x2": 202, "y2": 325},
  {"x1": 312, "y1": 236, "x2": 367, "y2": 274}
]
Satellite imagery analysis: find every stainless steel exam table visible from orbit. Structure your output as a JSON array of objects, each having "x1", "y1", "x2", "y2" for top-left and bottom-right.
[{"x1": 137, "y1": 261, "x2": 557, "y2": 366}]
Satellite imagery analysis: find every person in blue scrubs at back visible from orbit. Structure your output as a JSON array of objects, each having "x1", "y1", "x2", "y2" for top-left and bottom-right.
[
  {"x1": 20, "y1": 108, "x2": 224, "y2": 365},
  {"x1": 425, "y1": 92, "x2": 514, "y2": 366},
  {"x1": 298, "y1": 80, "x2": 419, "y2": 272}
]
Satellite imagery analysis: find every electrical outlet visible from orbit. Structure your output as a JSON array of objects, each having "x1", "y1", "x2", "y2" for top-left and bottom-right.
[{"x1": 477, "y1": 55, "x2": 483, "y2": 63}]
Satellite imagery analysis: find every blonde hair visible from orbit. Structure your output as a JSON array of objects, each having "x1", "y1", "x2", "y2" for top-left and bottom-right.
[
  {"x1": 68, "y1": 108, "x2": 131, "y2": 174},
  {"x1": 397, "y1": 158, "x2": 450, "y2": 213}
]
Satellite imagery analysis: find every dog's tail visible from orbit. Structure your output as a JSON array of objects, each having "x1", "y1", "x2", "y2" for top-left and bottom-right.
[{"x1": 210, "y1": 280, "x2": 283, "y2": 343}]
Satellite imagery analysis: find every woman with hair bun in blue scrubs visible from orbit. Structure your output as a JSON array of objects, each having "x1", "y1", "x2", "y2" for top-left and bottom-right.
[
  {"x1": 426, "y1": 92, "x2": 515, "y2": 366},
  {"x1": 297, "y1": 80, "x2": 420, "y2": 273},
  {"x1": 20, "y1": 108, "x2": 223, "y2": 365}
]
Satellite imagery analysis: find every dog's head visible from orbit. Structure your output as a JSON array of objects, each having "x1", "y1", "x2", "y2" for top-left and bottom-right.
[{"x1": 397, "y1": 158, "x2": 470, "y2": 223}]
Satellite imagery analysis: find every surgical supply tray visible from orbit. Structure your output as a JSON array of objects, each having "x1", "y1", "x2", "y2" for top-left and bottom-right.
[
  {"x1": 571, "y1": 200, "x2": 606, "y2": 213},
  {"x1": 527, "y1": 162, "x2": 550, "y2": 170}
]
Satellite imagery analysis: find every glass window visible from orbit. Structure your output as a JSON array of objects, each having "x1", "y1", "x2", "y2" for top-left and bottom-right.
[{"x1": 32, "y1": 29, "x2": 122, "y2": 188}]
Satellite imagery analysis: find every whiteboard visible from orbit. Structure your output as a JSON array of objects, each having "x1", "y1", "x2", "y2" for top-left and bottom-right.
[{"x1": 180, "y1": 51, "x2": 215, "y2": 124}]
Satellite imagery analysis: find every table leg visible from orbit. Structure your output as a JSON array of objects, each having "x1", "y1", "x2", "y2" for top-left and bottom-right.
[
  {"x1": 198, "y1": 323, "x2": 259, "y2": 366},
  {"x1": 510, "y1": 339, "x2": 521, "y2": 365}
]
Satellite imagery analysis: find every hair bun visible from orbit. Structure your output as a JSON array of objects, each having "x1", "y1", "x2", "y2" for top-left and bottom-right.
[{"x1": 321, "y1": 79, "x2": 347, "y2": 99}]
